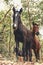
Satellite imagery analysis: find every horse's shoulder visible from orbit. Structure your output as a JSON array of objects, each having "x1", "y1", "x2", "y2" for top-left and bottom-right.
[{"x1": 19, "y1": 24, "x2": 27, "y2": 33}]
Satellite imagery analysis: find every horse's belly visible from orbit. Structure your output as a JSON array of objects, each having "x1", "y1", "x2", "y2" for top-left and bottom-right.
[{"x1": 18, "y1": 37, "x2": 23, "y2": 42}]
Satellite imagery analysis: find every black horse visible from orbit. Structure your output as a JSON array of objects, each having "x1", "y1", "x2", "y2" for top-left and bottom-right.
[
  {"x1": 13, "y1": 7, "x2": 33, "y2": 61},
  {"x1": 13, "y1": 7, "x2": 40, "y2": 61}
]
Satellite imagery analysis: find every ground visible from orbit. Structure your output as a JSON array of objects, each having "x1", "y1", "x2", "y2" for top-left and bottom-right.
[
  {"x1": 0, "y1": 60, "x2": 43, "y2": 65},
  {"x1": 0, "y1": 54, "x2": 43, "y2": 65}
]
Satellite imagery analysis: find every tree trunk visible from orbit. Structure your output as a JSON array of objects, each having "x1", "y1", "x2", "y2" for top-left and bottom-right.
[{"x1": 27, "y1": 0, "x2": 32, "y2": 30}]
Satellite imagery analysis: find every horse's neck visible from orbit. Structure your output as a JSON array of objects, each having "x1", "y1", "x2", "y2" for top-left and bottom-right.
[
  {"x1": 18, "y1": 22, "x2": 23, "y2": 31},
  {"x1": 32, "y1": 31, "x2": 35, "y2": 37}
]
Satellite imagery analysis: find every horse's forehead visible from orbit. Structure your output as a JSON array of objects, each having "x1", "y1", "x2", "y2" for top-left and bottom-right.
[
  {"x1": 33, "y1": 25, "x2": 39, "y2": 30},
  {"x1": 34, "y1": 25, "x2": 38, "y2": 28}
]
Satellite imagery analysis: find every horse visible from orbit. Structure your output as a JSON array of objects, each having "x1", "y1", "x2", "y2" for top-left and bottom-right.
[
  {"x1": 25, "y1": 22, "x2": 41, "y2": 61},
  {"x1": 13, "y1": 7, "x2": 40, "y2": 62},
  {"x1": 13, "y1": 7, "x2": 33, "y2": 61},
  {"x1": 32, "y1": 22, "x2": 41, "y2": 61}
]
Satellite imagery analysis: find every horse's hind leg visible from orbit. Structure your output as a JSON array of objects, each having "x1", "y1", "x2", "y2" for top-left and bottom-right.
[
  {"x1": 22, "y1": 48, "x2": 26, "y2": 61},
  {"x1": 29, "y1": 49, "x2": 32, "y2": 61}
]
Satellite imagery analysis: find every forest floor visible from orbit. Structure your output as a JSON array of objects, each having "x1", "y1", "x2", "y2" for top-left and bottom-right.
[{"x1": 0, "y1": 54, "x2": 43, "y2": 65}]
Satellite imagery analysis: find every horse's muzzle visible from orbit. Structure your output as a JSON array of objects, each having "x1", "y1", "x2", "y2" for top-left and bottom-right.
[
  {"x1": 13, "y1": 24, "x2": 17, "y2": 30},
  {"x1": 35, "y1": 32, "x2": 39, "y2": 35}
]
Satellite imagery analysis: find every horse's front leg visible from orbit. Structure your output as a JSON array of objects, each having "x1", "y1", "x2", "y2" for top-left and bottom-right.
[
  {"x1": 23, "y1": 37, "x2": 26, "y2": 61},
  {"x1": 33, "y1": 49, "x2": 38, "y2": 62},
  {"x1": 15, "y1": 40, "x2": 19, "y2": 59},
  {"x1": 37, "y1": 50, "x2": 40, "y2": 60}
]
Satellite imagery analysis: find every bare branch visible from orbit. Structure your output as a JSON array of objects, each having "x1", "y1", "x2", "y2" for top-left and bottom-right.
[{"x1": 0, "y1": 8, "x2": 11, "y2": 23}]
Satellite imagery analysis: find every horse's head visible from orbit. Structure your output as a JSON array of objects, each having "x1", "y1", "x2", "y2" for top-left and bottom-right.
[
  {"x1": 13, "y1": 7, "x2": 22, "y2": 30},
  {"x1": 32, "y1": 22, "x2": 39, "y2": 35}
]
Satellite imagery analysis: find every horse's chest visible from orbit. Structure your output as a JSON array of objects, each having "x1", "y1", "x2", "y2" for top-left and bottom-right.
[{"x1": 14, "y1": 30, "x2": 23, "y2": 42}]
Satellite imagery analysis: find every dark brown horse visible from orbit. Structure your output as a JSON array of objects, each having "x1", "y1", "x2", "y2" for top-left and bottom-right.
[
  {"x1": 13, "y1": 7, "x2": 33, "y2": 61},
  {"x1": 13, "y1": 7, "x2": 40, "y2": 61},
  {"x1": 32, "y1": 22, "x2": 41, "y2": 61},
  {"x1": 25, "y1": 22, "x2": 40, "y2": 61}
]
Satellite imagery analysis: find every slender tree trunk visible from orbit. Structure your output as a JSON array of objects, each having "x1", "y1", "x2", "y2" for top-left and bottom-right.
[
  {"x1": 27, "y1": 0, "x2": 32, "y2": 30},
  {"x1": 9, "y1": 18, "x2": 11, "y2": 56},
  {"x1": 0, "y1": 8, "x2": 11, "y2": 56}
]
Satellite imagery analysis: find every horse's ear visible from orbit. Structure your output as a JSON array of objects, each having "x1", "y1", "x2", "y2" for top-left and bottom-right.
[
  {"x1": 19, "y1": 8, "x2": 23, "y2": 14},
  {"x1": 13, "y1": 7, "x2": 15, "y2": 13}
]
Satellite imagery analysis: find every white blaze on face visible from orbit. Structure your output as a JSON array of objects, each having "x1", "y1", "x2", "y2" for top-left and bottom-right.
[
  {"x1": 14, "y1": 13, "x2": 18, "y2": 27},
  {"x1": 14, "y1": 24, "x2": 17, "y2": 27}
]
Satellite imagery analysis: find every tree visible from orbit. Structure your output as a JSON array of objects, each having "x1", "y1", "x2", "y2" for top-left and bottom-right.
[{"x1": 22, "y1": 0, "x2": 43, "y2": 27}]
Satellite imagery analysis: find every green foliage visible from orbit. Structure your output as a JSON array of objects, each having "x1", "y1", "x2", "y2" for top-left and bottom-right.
[
  {"x1": 0, "y1": 11, "x2": 15, "y2": 56},
  {"x1": 22, "y1": 0, "x2": 43, "y2": 26},
  {"x1": 38, "y1": 1, "x2": 43, "y2": 10},
  {"x1": 0, "y1": 11, "x2": 4, "y2": 20},
  {"x1": 4, "y1": 0, "x2": 9, "y2": 4}
]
